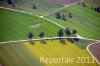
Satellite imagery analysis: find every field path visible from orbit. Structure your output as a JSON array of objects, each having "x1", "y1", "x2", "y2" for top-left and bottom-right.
[
  {"x1": 87, "y1": 41, "x2": 100, "y2": 65},
  {"x1": 0, "y1": 1, "x2": 100, "y2": 66},
  {"x1": 43, "y1": 0, "x2": 83, "y2": 17},
  {"x1": 0, "y1": 36, "x2": 99, "y2": 44}
]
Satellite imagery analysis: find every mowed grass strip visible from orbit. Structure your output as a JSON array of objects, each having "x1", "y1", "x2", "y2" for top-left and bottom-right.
[
  {"x1": 0, "y1": 42, "x2": 43, "y2": 66},
  {"x1": 0, "y1": 8, "x2": 60, "y2": 42},
  {"x1": 24, "y1": 40, "x2": 98, "y2": 66},
  {"x1": 45, "y1": 4, "x2": 100, "y2": 39}
]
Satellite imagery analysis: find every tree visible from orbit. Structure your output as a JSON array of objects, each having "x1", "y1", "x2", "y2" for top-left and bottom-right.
[
  {"x1": 83, "y1": 3, "x2": 86, "y2": 7},
  {"x1": 8, "y1": 0, "x2": 12, "y2": 5},
  {"x1": 62, "y1": 14, "x2": 67, "y2": 21},
  {"x1": 39, "y1": 32, "x2": 45, "y2": 38},
  {"x1": 12, "y1": 3, "x2": 15, "y2": 7},
  {"x1": 65, "y1": 27, "x2": 71, "y2": 36},
  {"x1": 57, "y1": 29, "x2": 63, "y2": 38},
  {"x1": 94, "y1": 8, "x2": 97, "y2": 11},
  {"x1": 69, "y1": 13, "x2": 72, "y2": 18},
  {"x1": 94, "y1": 7, "x2": 100, "y2": 13},
  {"x1": 97, "y1": 7, "x2": 100, "y2": 12},
  {"x1": 78, "y1": 2, "x2": 80, "y2": 5},
  {"x1": 55, "y1": 12, "x2": 61, "y2": 19},
  {"x1": 72, "y1": 29, "x2": 77, "y2": 34},
  {"x1": 28, "y1": 32, "x2": 33, "y2": 39},
  {"x1": 33, "y1": 4, "x2": 37, "y2": 9}
]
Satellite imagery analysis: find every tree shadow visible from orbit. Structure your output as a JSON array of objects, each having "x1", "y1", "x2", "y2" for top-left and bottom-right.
[
  {"x1": 59, "y1": 39, "x2": 67, "y2": 45},
  {"x1": 40, "y1": 40, "x2": 47, "y2": 44},
  {"x1": 67, "y1": 38, "x2": 74, "y2": 43},
  {"x1": 29, "y1": 41, "x2": 35, "y2": 45}
]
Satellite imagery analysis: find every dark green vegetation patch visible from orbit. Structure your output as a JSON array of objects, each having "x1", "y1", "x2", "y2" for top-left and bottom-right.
[{"x1": 0, "y1": 8, "x2": 60, "y2": 42}]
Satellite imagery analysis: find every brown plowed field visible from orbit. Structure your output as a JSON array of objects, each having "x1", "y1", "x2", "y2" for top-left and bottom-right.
[{"x1": 89, "y1": 42, "x2": 100, "y2": 63}]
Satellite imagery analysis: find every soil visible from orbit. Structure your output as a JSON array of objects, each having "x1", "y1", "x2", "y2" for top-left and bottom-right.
[
  {"x1": 29, "y1": 23, "x2": 40, "y2": 29},
  {"x1": 89, "y1": 42, "x2": 100, "y2": 63}
]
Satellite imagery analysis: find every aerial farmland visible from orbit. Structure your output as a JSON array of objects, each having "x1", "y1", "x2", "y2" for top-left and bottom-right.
[{"x1": 0, "y1": 0, "x2": 100, "y2": 66}]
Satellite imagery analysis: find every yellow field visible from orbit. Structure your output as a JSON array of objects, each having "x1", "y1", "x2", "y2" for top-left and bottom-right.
[{"x1": 24, "y1": 40, "x2": 98, "y2": 66}]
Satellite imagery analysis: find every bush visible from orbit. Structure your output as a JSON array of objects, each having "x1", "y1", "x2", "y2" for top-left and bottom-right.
[
  {"x1": 8, "y1": 0, "x2": 12, "y2": 5},
  {"x1": 33, "y1": 4, "x2": 37, "y2": 9},
  {"x1": 62, "y1": 14, "x2": 67, "y2": 21},
  {"x1": 55, "y1": 12, "x2": 61, "y2": 19},
  {"x1": 72, "y1": 29, "x2": 77, "y2": 34},
  {"x1": 94, "y1": 7, "x2": 100, "y2": 13},
  {"x1": 83, "y1": 3, "x2": 86, "y2": 7}
]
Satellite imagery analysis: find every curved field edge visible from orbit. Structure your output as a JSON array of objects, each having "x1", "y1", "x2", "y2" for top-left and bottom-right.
[
  {"x1": 0, "y1": 40, "x2": 99, "y2": 66},
  {"x1": 45, "y1": 4, "x2": 100, "y2": 40},
  {"x1": 24, "y1": 40, "x2": 99, "y2": 66},
  {"x1": 87, "y1": 41, "x2": 100, "y2": 65},
  {"x1": 0, "y1": 8, "x2": 60, "y2": 42}
]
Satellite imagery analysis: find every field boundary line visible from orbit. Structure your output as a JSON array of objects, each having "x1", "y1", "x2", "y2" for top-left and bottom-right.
[
  {"x1": 87, "y1": 41, "x2": 100, "y2": 65},
  {"x1": 0, "y1": 2, "x2": 100, "y2": 44},
  {"x1": 0, "y1": 37, "x2": 78, "y2": 44},
  {"x1": 41, "y1": 17, "x2": 65, "y2": 29},
  {"x1": 0, "y1": 7, "x2": 65, "y2": 29},
  {"x1": 0, "y1": 1, "x2": 100, "y2": 65},
  {"x1": 0, "y1": 7, "x2": 38, "y2": 16},
  {"x1": 0, "y1": 37, "x2": 99, "y2": 44},
  {"x1": 0, "y1": 6, "x2": 99, "y2": 41},
  {"x1": 43, "y1": 0, "x2": 84, "y2": 17}
]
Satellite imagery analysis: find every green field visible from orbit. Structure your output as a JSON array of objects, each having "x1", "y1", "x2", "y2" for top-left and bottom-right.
[
  {"x1": 45, "y1": 4, "x2": 100, "y2": 40},
  {"x1": 0, "y1": 8, "x2": 61, "y2": 42}
]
